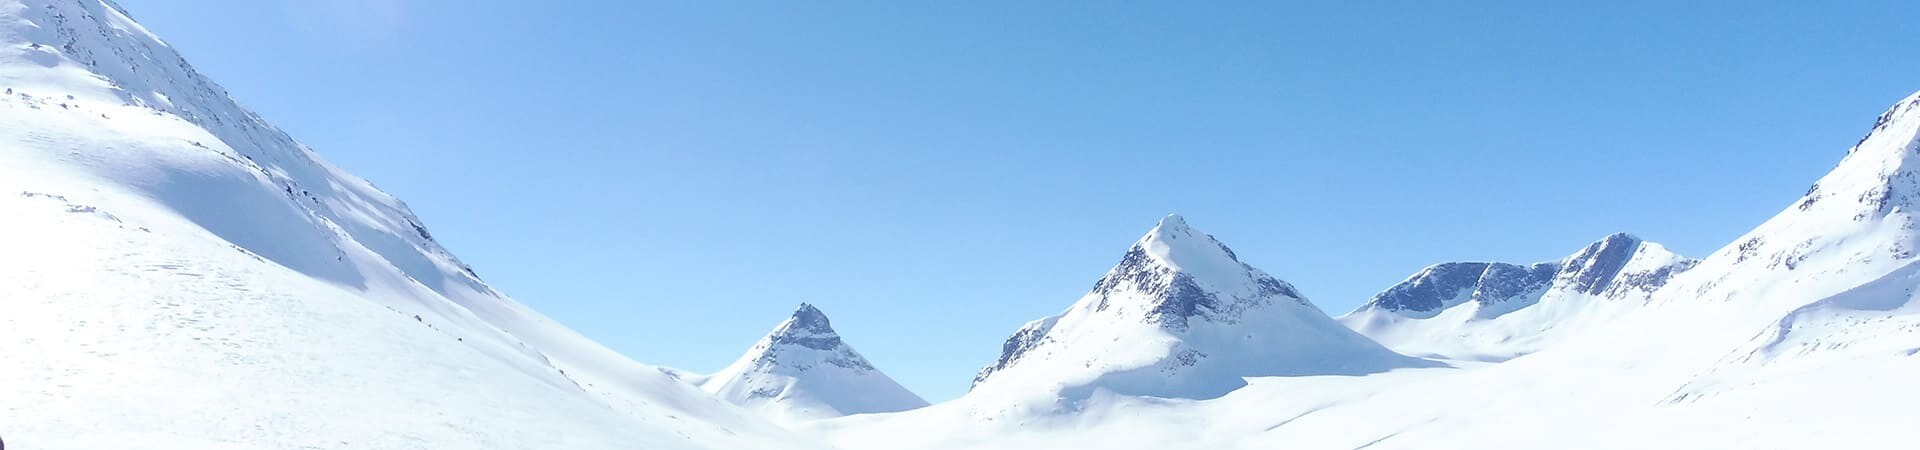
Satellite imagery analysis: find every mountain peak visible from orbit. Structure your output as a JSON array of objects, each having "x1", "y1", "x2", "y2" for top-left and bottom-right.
[
  {"x1": 1852, "y1": 89, "x2": 1920, "y2": 155},
  {"x1": 1557, "y1": 232, "x2": 1647, "y2": 295},
  {"x1": 970, "y1": 215, "x2": 1426, "y2": 402},
  {"x1": 1093, "y1": 215, "x2": 1300, "y2": 331},
  {"x1": 1595, "y1": 232, "x2": 1641, "y2": 245},
  {"x1": 765, "y1": 303, "x2": 843, "y2": 352},
  {"x1": 1792, "y1": 89, "x2": 1920, "y2": 221},
  {"x1": 783, "y1": 303, "x2": 832, "y2": 332},
  {"x1": 701, "y1": 304, "x2": 926, "y2": 422},
  {"x1": 1155, "y1": 213, "x2": 1191, "y2": 232},
  {"x1": 1342, "y1": 233, "x2": 1698, "y2": 359}
]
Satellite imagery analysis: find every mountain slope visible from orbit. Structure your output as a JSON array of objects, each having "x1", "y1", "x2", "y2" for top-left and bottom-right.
[
  {"x1": 1340, "y1": 233, "x2": 1698, "y2": 360},
  {"x1": 697, "y1": 304, "x2": 929, "y2": 424},
  {"x1": 808, "y1": 90, "x2": 1920, "y2": 450},
  {"x1": 0, "y1": 1, "x2": 815, "y2": 448},
  {"x1": 966, "y1": 215, "x2": 1432, "y2": 410},
  {"x1": 1657, "y1": 89, "x2": 1920, "y2": 403}
]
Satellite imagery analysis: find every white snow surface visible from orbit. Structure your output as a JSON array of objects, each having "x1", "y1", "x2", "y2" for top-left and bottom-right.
[
  {"x1": 11, "y1": 1, "x2": 1920, "y2": 449},
  {"x1": 797, "y1": 91, "x2": 1920, "y2": 450},
  {"x1": 695, "y1": 303, "x2": 929, "y2": 424},
  {"x1": 0, "y1": 1, "x2": 822, "y2": 448},
  {"x1": 1340, "y1": 234, "x2": 1699, "y2": 361},
  {"x1": 963, "y1": 215, "x2": 1434, "y2": 414}
]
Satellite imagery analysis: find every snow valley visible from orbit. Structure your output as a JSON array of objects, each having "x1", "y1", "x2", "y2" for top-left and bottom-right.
[{"x1": 5, "y1": 1, "x2": 1920, "y2": 449}]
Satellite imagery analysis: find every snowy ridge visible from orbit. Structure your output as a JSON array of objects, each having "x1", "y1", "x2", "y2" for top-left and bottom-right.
[
  {"x1": 1668, "y1": 89, "x2": 1920, "y2": 307},
  {"x1": 12, "y1": 1, "x2": 1920, "y2": 448},
  {"x1": 699, "y1": 304, "x2": 929, "y2": 424},
  {"x1": 0, "y1": 1, "x2": 817, "y2": 448},
  {"x1": 1651, "y1": 89, "x2": 1920, "y2": 404},
  {"x1": 1340, "y1": 233, "x2": 1697, "y2": 360},
  {"x1": 967, "y1": 215, "x2": 1432, "y2": 409},
  {"x1": 808, "y1": 90, "x2": 1920, "y2": 450}
]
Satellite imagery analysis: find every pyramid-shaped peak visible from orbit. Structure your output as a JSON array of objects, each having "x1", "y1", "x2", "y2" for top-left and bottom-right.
[
  {"x1": 1142, "y1": 214, "x2": 1208, "y2": 244},
  {"x1": 766, "y1": 303, "x2": 843, "y2": 351},
  {"x1": 784, "y1": 303, "x2": 832, "y2": 332},
  {"x1": 702, "y1": 304, "x2": 927, "y2": 421},
  {"x1": 1155, "y1": 213, "x2": 1192, "y2": 231},
  {"x1": 971, "y1": 215, "x2": 1430, "y2": 400},
  {"x1": 1132, "y1": 214, "x2": 1249, "y2": 267}
]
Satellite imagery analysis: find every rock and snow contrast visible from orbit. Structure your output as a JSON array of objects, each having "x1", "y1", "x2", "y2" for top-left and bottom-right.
[
  {"x1": 0, "y1": 1, "x2": 818, "y2": 448},
  {"x1": 804, "y1": 91, "x2": 1920, "y2": 450},
  {"x1": 10, "y1": 1, "x2": 1920, "y2": 450},
  {"x1": 965, "y1": 215, "x2": 1433, "y2": 409},
  {"x1": 1340, "y1": 233, "x2": 1699, "y2": 360},
  {"x1": 695, "y1": 304, "x2": 929, "y2": 424}
]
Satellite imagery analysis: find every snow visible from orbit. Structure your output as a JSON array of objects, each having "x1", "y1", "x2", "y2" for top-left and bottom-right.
[
  {"x1": 793, "y1": 90, "x2": 1920, "y2": 449},
  {"x1": 697, "y1": 303, "x2": 929, "y2": 424},
  {"x1": 964, "y1": 214, "x2": 1435, "y2": 412},
  {"x1": 1339, "y1": 233, "x2": 1699, "y2": 361},
  {"x1": 10, "y1": 1, "x2": 1920, "y2": 449},
  {"x1": 0, "y1": 1, "x2": 821, "y2": 448}
]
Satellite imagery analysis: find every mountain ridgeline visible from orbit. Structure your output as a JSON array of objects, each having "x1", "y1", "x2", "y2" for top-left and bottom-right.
[{"x1": 9, "y1": 0, "x2": 1920, "y2": 448}]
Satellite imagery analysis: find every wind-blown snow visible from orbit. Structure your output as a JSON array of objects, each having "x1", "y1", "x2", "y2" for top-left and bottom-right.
[{"x1": 0, "y1": 1, "x2": 820, "y2": 448}]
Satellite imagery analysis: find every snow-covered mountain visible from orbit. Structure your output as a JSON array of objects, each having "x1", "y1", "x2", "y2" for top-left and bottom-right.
[
  {"x1": 0, "y1": 1, "x2": 820, "y2": 448},
  {"x1": 1340, "y1": 233, "x2": 1698, "y2": 360},
  {"x1": 14, "y1": 1, "x2": 1920, "y2": 449},
  {"x1": 965, "y1": 215, "x2": 1433, "y2": 411},
  {"x1": 1658, "y1": 88, "x2": 1920, "y2": 405},
  {"x1": 807, "y1": 93, "x2": 1920, "y2": 450},
  {"x1": 695, "y1": 304, "x2": 929, "y2": 424}
]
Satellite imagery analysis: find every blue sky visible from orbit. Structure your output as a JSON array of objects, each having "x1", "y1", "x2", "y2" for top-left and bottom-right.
[{"x1": 116, "y1": 0, "x2": 1919, "y2": 401}]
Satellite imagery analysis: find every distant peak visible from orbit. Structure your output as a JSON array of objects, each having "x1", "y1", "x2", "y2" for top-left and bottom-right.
[
  {"x1": 1594, "y1": 232, "x2": 1642, "y2": 247},
  {"x1": 1570, "y1": 232, "x2": 1648, "y2": 264},
  {"x1": 1129, "y1": 214, "x2": 1237, "y2": 262},
  {"x1": 1846, "y1": 89, "x2": 1920, "y2": 158},
  {"x1": 1156, "y1": 214, "x2": 1191, "y2": 231},
  {"x1": 766, "y1": 303, "x2": 841, "y2": 351},
  {"x1": 790, "y1": 302, "x2": 828, "y2": 324}
]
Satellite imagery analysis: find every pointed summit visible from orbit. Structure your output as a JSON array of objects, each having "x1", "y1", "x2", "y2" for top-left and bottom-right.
[
  {"x1": 772, "y1": 303, "x2": 835, "y2": 342},
  {"x1": 1558, "y1": 233, "x2": 1648, "y2": 296},
  {"x1": 1131, "y1": 213, "x2": 1250, "y2": 275},
  {"x1": 1155, "y1": 213, "x2": 1191, "y2": 232},
  {"x1": 1085, "y1": 214, "x2": 1304, "y2": 332},
  {"x1": 700, "y1": 304, "x2": 927, "y2": 423},
  {"x1": 969, "y1": 216, "x2": 1430, "y2": 405}
]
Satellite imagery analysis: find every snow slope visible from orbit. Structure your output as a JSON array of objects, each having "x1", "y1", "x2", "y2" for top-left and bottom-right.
[
  {"x1": 1340, "y1": 233, "x2": 1698, "y2": 360},
  {"x1": 965, "y1": 215, "x2": 1434, "y2": 413},
  {"x1": 0, "y1": 1, "x2": 820, "y2": 448},
  {"x1": 695, "y1": 304, "x2": 929, "y2": 424},
  {"x1": 804, "y1": 91, "x2": 1920, "y2": 450}
]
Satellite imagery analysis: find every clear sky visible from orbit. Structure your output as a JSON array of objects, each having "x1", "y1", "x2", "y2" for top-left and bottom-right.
[{"x1": 114, "y1": 0, "x2": 1920, "y2": 402}]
